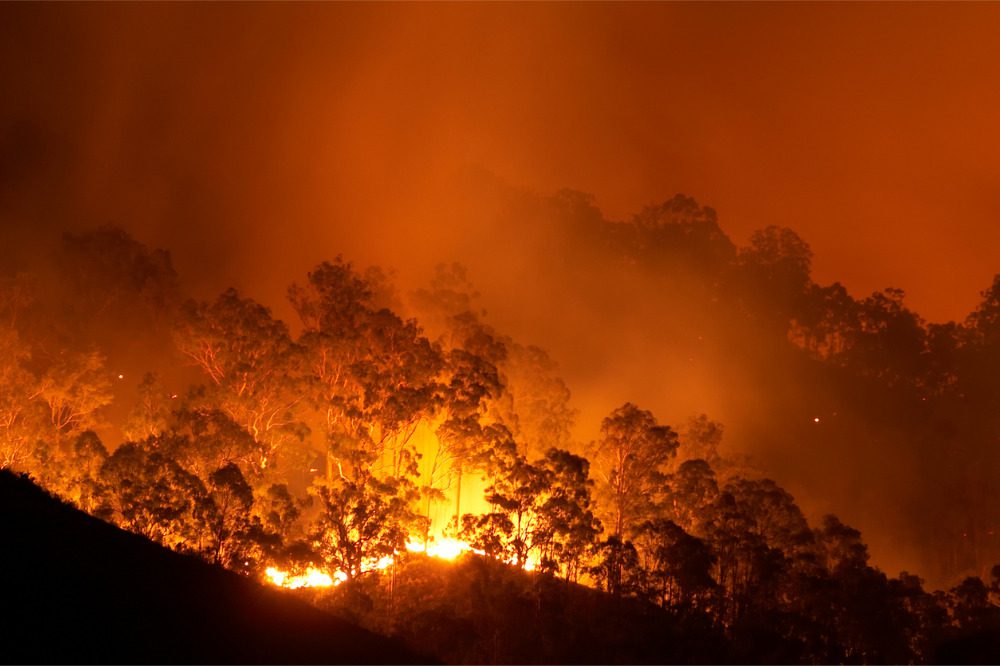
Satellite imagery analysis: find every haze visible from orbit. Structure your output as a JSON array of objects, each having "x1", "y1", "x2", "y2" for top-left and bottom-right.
[{"x1": 4, "y1": 3, "x2": 1000, "y2": 586}]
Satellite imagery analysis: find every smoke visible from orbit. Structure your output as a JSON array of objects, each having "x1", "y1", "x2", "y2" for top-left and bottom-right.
[{"x1": 5, "y1": 3, "x2": 1000, "y2": 586}]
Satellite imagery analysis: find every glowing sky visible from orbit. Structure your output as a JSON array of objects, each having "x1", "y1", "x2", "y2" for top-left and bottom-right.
[{"x1": 3, "y1": 3, "x2": 1000, "y2": 324}]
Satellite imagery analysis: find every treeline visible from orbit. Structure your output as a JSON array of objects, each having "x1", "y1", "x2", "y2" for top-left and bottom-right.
[
  {"x1": 2, "y1": 208, "x2": 1000, "y2": 662},
  {"x1": 538, "y1": 191, "x2": 1000, "y2": 584}
]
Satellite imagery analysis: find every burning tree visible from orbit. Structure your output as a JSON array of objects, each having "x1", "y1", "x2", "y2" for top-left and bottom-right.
[
  {"x1": 460, "y1": 446, "x2": 600, "y2": 578},
  {"x1": 309, "y1": 470, "x2": 419, "y2": 580}
]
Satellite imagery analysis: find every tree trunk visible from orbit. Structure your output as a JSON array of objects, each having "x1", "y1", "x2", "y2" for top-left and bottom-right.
[{"x1": 454, "y1": 466, "x2": 463, "y2": 528}]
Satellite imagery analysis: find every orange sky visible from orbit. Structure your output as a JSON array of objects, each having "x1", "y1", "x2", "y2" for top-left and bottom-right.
[
  {"x1": 3, "y1": 3, "x2": 1000, "y2": 322},
  {"x1": 5, "y1": 2, "x2": 1000, "y2": 584}
]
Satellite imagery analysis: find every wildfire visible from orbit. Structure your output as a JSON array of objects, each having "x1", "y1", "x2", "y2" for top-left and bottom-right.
[
  {"x1": 264, "y1": 536, "x2": 481, "y2": 590},
  {"x1": 405, "y1": 536, "x2": 480, "y2": 560},
  {"x1": 264, "y1": 566, "x2": 343, "y2": 589}
]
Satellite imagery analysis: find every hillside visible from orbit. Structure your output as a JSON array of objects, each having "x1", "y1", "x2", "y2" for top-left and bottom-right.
[
  {"x1": 328, "y1": 554, "x2": 735, "y2": 665},
  {"x1": 0, "y1": 470, "x2": 426, "y2": 664}
]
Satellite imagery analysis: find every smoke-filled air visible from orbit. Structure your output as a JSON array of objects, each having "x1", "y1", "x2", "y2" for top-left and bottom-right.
[{"x1": 5, "y1": 4, "x2": 1000, "y2": 665}]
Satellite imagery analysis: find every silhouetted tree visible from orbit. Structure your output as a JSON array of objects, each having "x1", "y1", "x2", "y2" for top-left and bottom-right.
[
  {"x1": 733, "y1": 225, "x2": 812, "y2": 325},
  {"x1": 590, "y1": 535, "x2": 643, "y2": 598},
  {"x1": 635, "y1": 518, "x2": 716, "y2": 609},
  {"x1": 205, "y1": 462, "x2": 260, "y2": 571},
  {"x1": 590, "y1": 403, "x2": 678, "y2": 538},
  {"x1": 97, "y1": 440, "x2": 212, "y2": 551},
  {"x1": 309, "y1": 470, "x2": 418, "y2": 580}
]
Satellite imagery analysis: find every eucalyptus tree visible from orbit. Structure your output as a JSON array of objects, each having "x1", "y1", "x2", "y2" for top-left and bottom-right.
[{"x1": 589, "y1": 403, "x2": 678, "y2": 538}]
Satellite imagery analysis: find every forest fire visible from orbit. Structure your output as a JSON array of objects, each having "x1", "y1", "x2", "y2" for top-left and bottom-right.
[
  {"x1": 264, "y1": 566, "x2": 341, "y2": 589},
  {"x1": 6, "y1": 211, "x2": 1000, "y2": 662},
  {"x1": 264, "y1": 537, "x2": 480, "y2": 590},
  {"x1": 405, "y1": 536, "x2": 480, "y2": 560},
  {"x1": 9, "y1": 5, "x2": 1000, "y2": 659}
]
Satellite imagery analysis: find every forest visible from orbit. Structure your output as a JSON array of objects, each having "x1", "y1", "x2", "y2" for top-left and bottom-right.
[{"x1": 4, "y1": 196, "x2": 1000, "y2": 664}]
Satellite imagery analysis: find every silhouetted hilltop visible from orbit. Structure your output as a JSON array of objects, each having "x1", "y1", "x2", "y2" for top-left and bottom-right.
[
  {"x1": 337, "y1": 554, "x2": 735, "y2": 665},
  {"x1": 0, "y1": 470, "x2": 427, "y2": 664}
]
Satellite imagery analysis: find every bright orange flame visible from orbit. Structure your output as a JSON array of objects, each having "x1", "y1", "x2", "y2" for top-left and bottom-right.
[
  {"x1": 406, "y1": 536, "x2": 480, "y2": 560},
  {"x1": 263, "y1": 532, "x2": 545, "y2": 592},
  {"x1": 264, "y1": 566, "x2": 343, "y2": 589}
]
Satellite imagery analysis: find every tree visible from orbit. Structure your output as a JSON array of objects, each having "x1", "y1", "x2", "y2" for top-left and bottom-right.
[
  {"x1": 122, "y1": 372, "x2": 173, "y2": 441},
  {"x1": 497, "y1": 342, "x2": 576, "y2": 460},
  {"x1": 174, "y1": 288, "x2": 308, "y2": 477},
  {"x1": 31, "y1": 430, "x2": 108, "y2": 512},
  {"x1": 205, "y1": 462, "x2": 261, "y2": 571},
  {"x1": 733, "y1": 225, "x2": 813, "y2": 325},
  {"x1": 0, "y1": 327, "x2": 44, "y2": 470},
  {"x1": 348, "y1": 308, "x2": 443, "y2": 479},
  {"x1": 788, "y1": 282, "x2": 859, "y2": 360},
  {"x1": 309, "y1": 470, "x2": 419, "y2": 580},
  {"x1": 290, "y1": 259, "x2": 441, "y2": 485},
  {"x1": 406, "y1": 263, "x2": 482, "y2": 343},
  {"x1": 460, "y1": 449, "x2": 547, "y2": 568},
  {"x1": 844, "y1": 288, "x2": 927, "y2": 387},
  {"x1": 664, "y1": 459, "x2": 719, "y2": 537},
  {"x1": 459, "y1": 447, "x2": 600, "y2": 578},
  {"x1": 58, "y1": 226, "x2": 178, "y2": 322},
  {"x1": 163, "y1": 408, "x2": 261, "y2": 485},
  {"x1": 96, "y1": 440, "x2": 212, "y2": 551},
  {"x1": 256, "y1": 482, "x2": 302, "y2": 539},
  {"x1": 533, "y1": 448, "x2": 601, "y2": 581},
  {"x1": 407, "y1": 266, "x2": 520, "y2": 529},
  {"x1": 590, "y1": 535, "x2": 643, "y2": 597},
  {"x1": 629, "y1": 194, "x2": 736, "y2": 276},
  {"x1": 590, "y1": 403, "x2": 678, "y2": 538},
  {"x1": 677, "y1": 414, "x2": 724, "y2": 469},
  {"x1": 34, "y1": 349, "x2": 113, "y2": 437},
  {"x1": 964, "y1": 274, "x2": 1000, "y2": 349},
  {"x1": 435, "y1": 345, "x2": 507, "y2": 525},
  {"x1": 704, "y1": 490, "x2": 783, "y2": 625},
  {"x1": 725, "y1": 477, "x2": 815, "y2": 565},
  {"x1": 815, "y1": 514, "x2": 869, "y2": 573},
  {"x1": 634, "y1": 518, "x2": 716, "y2": 609},
  {"x1": 948, "y1": 576, "x2": 1000, "y2": 633}
]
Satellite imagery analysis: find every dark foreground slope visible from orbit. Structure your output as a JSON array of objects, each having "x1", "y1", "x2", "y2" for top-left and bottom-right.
[
  {"x1": 319, "y1": 554, "x2": 736, "y2": 665},
  {"x1": 0, "y1": 470, "x2": 426, "y2": 664}
]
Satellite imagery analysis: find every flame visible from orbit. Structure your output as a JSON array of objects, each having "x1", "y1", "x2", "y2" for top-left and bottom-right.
[
  {"x1": 264, "y1": 536, "x2": 480, "y2": 590},
  {"x1": 405, "y1": 536, "x2": 480, "y2": 560},
  {"x1": 371, "y1": 555, "x2": 395, "y2": 571},
  {"x1": 264, "y1": 530, "x2": 550, "y2": 592},
  {"x1": 265, "y1": 566, "x2": 343, "y2": 589}
]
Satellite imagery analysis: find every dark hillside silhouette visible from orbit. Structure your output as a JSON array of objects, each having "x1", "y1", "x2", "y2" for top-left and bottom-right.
[{"x1": 0, "y1": 470, "x2": 426, "y2": 664}]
